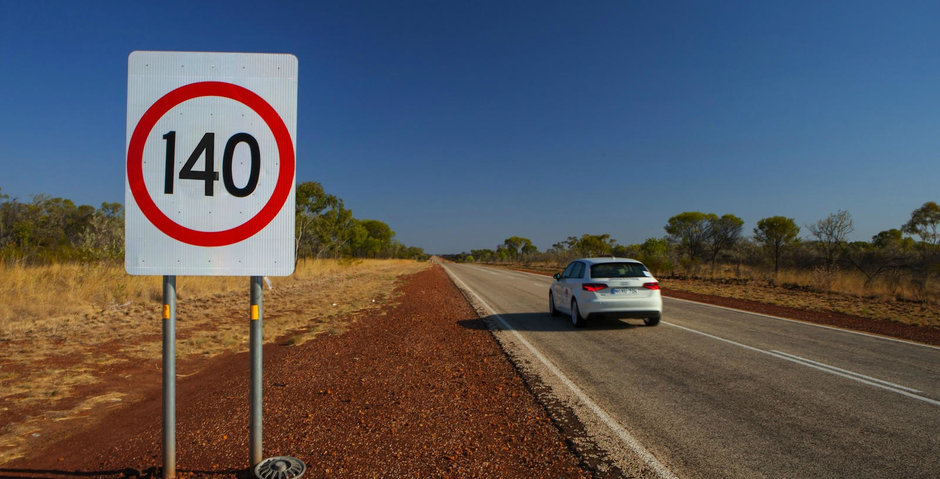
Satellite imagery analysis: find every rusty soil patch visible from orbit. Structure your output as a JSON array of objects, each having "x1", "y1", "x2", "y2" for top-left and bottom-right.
[
  {"x1": 0, "y1": 260, "x2": 428, "y2": 466},
  {"x1": 3, "y1": 265, "x2": 587, "y2": 478}
]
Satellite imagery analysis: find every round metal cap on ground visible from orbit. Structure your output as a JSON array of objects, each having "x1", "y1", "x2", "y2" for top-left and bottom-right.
[{"x1": 254, "y1": 456, "x2": 306, "y2": 479}]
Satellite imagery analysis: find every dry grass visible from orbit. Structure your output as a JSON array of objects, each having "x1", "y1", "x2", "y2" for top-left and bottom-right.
[
  {"x1": 659, "y1": 266, "x2": 939, "y2": 328},
  {"x1": 703, "y1": 264, "x2": 939, "y2": 304},
  {"x1": 0, "y1": 262, "x2": 240, "y2": 337},
  {"x1": 0, "y1": 259, "x2": 419, "y2": 340},
  {"x1": 0, "y1": 258, "x2": 429, "y2": 463}
]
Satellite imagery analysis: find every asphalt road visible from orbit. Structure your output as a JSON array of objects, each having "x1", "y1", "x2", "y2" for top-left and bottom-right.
[{"x1": 441, "y1": 262, "x2": 940, "y2": 479}]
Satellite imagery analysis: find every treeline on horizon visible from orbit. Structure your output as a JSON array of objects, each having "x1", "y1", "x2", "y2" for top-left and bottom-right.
[
  {"x1": 0, "y1": 182, "x2": 427, "y2": 265},
  {"x1": 444, "y1": 203, "x2": 940, "y2": 297}
]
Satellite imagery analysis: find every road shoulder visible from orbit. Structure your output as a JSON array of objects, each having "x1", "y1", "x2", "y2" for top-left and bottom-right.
[
  {"x1": 5, "y1": 265, "x2": 586, "y2": 477},
  {"x1": 442, "y1": 262, "x2": 668, "y2": 479}
]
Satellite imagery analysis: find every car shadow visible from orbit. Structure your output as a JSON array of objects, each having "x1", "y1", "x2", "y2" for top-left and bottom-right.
[{"x1": 458, "y1": 312, "x2": 652, "y2": 332}]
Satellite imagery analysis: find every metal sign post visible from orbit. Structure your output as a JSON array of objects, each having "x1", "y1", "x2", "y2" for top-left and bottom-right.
[
  {"x1": 250, "y1": 276, "x2": 263, "y2": 467},
  {"x1": 162, "y1": 275, "x2": 177, "y2": 479}
]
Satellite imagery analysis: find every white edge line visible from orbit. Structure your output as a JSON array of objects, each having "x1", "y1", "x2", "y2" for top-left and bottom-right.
[
  {"x1": 442, "y1": 263, "x2": 679, "y2": 479},
  {"x1": 664, "y1": 296, "x2": 940, "y2": 350},
  {"x1": 664, "y1": 322, "x2": 940, "y2": 407}
]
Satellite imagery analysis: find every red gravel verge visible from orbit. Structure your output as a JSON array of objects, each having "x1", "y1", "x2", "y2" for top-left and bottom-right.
[{"x1": 4, "y1": 265, "x2": 587, "y2": 478}]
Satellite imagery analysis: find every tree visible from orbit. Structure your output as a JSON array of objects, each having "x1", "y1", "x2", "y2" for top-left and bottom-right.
[
  {"x1": 903, "y1": 201, "x2": 940, "y2": 246},
  {"x1": 901, "y1": 202, "x2": 940, "y2": 293},
  {"x1": 611, "y1": 243, "x2": 636, "y2": 258},
  {"x1": 502, "y1": 236, "x2": 536, "y2": 262},
  {"x1": 0, "y1": 188, "x2": 13, "y2": 254},
  {"x1": 844, "y1": 230, "x2": 913, "y2": 287},
  {"x1": 401, "y1": 246, "x2": 427, "y2": 261},
  {"x1": 1, "y1": 195, "x2": 101, "y2": 262},
  {"x1": 636, "y1": 237, "x2": 674, "y2": 274},
  {"x1": 549, "y1": 240, "x2": 570, "y2": 255},
  {"x1": 470, "y1": 249, "x2": 496, "y2": 262},
  {"x1": 521, "y1": 241, "x2": 538, "y2": 258},
  {"x1": 571, "y1": 234, "x2": 615, "y2": 257},
  {"x1": 754, "y1": 216, "x2": 800, "y2": 275},
  {"x1": 295, "y1": 182, "x2": 338, "y2": 262},
  {"x1": 353, "y1": 219, "x2": 395, "y2": 258},
  {"x1": 79, "y1": 202, "x2": 124, "y2": 260},
  {"x1": 808, "y1": 210, "x2": 854, "y2": 272},
  {"x1": 665, "y1": 212, "x2": 712, "y2": 263},
  {"x1": 546, "y1": 236, "x2": 579, "y2": 262},
  {"x1": 705, "y1": 214, "x2": 744, "y2": 270},
  {"x1": 871, "y1": 229, "x2": 914, "y2": 250},
  {"x1": 315, "y1": 201, "x2": 357, "y2": 258}
]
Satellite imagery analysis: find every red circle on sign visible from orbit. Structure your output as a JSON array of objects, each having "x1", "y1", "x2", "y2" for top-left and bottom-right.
[{"x1": 127, "y1": 81, "x2": 294, "y2": 247}]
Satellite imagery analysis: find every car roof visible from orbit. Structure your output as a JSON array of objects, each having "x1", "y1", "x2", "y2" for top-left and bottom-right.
[{"x1": 575, "y1": 257, "x2": 644, "y2": 265}]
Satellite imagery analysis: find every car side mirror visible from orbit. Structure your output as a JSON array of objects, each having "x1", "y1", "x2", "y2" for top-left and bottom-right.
[{"x1": 552, "y1": 273, "x2": 561, "y2": 280}]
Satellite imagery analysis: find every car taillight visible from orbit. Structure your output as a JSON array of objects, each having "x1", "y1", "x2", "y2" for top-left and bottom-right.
[
  {"x1": 582, "y1": 283, "x2": 607, "y2": 292},
  {"x1": 643, "y1": 282, "x2": 660, "y2": 290}
]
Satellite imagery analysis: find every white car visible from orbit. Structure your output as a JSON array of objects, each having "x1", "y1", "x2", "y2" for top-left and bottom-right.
[{"x1": 549, "y1": 257, "x2": 663, "y2": 327}]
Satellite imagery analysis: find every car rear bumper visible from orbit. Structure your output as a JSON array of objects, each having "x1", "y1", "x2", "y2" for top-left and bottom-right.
[{"x1": 579, "y1": 294, "x2": 663, "y2": 319}]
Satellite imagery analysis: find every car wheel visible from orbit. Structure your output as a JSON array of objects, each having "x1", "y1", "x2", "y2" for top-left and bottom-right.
[
  {"x1": 549, "y1": 291, "x2": 560, "y2": 317},
  {"x1": 570, "y1": 300, "x2": 585, "y2": 328},
  {"x1": 644, "y1": 315, "x2": 661, "y2": 326}
]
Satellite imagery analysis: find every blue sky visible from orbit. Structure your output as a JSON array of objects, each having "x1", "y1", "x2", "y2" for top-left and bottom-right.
[{"x1": 1, "y1": 1, "x2": 937, "y2": 254}]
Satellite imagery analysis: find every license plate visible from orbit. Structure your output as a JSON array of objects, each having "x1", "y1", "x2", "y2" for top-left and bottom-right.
[{"x1": 611, "y1": 288, "x2": 637, "y2": 295}]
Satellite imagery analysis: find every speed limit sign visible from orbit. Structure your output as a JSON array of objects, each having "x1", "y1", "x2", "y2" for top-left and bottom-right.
[{"x1": 125, "y1": 51, "x2": 297, "y2": 276}]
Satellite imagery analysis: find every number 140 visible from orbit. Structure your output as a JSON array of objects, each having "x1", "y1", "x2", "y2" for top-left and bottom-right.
[{"x1": 162, "y1": 131, "x2": 261, "y2": 198}]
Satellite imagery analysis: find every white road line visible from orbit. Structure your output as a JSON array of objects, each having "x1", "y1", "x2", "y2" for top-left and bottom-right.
[
  {"x1": 443, "y1": 264, "x2": 679, "y2": 479},
  {"x1": 665, "y1": 296, "x2": 940, "y2": 350},
  {"x1": 770, "y1": 350, "x2": 923, "y2": 394},
  {"x1": 664, "y1": 322, "x2": 940, "y2": 407}
]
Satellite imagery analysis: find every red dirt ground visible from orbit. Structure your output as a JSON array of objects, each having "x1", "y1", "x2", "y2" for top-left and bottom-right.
[{"x1": 3, "y1": 266, "x2": 588, "y2": 478}]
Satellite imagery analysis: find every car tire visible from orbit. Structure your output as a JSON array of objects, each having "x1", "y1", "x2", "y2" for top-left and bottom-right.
[
  {"x1": 570, "y1": 300, "x2": 585, "y2": 328},
  {"x1": 549, "y1": 291, "x2": 560, "y2": 317},
  {"x1": 644, "y1": 315, "x2": 661, "y2": 326}
]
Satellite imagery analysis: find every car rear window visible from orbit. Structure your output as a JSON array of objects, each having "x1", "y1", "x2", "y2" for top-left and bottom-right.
[{"x1": 590, "y1": 262, "x2": 649, "y2": 278}]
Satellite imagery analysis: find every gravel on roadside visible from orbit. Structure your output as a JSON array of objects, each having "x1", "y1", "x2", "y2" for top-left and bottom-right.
[{"x1": 6, "y1": 265, "x2": 589, "y2": 478}]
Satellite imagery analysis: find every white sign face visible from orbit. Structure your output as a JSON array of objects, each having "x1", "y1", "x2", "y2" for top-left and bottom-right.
[{"x1": 125, "y1": 51, "x2": 297, "y2": 276}]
